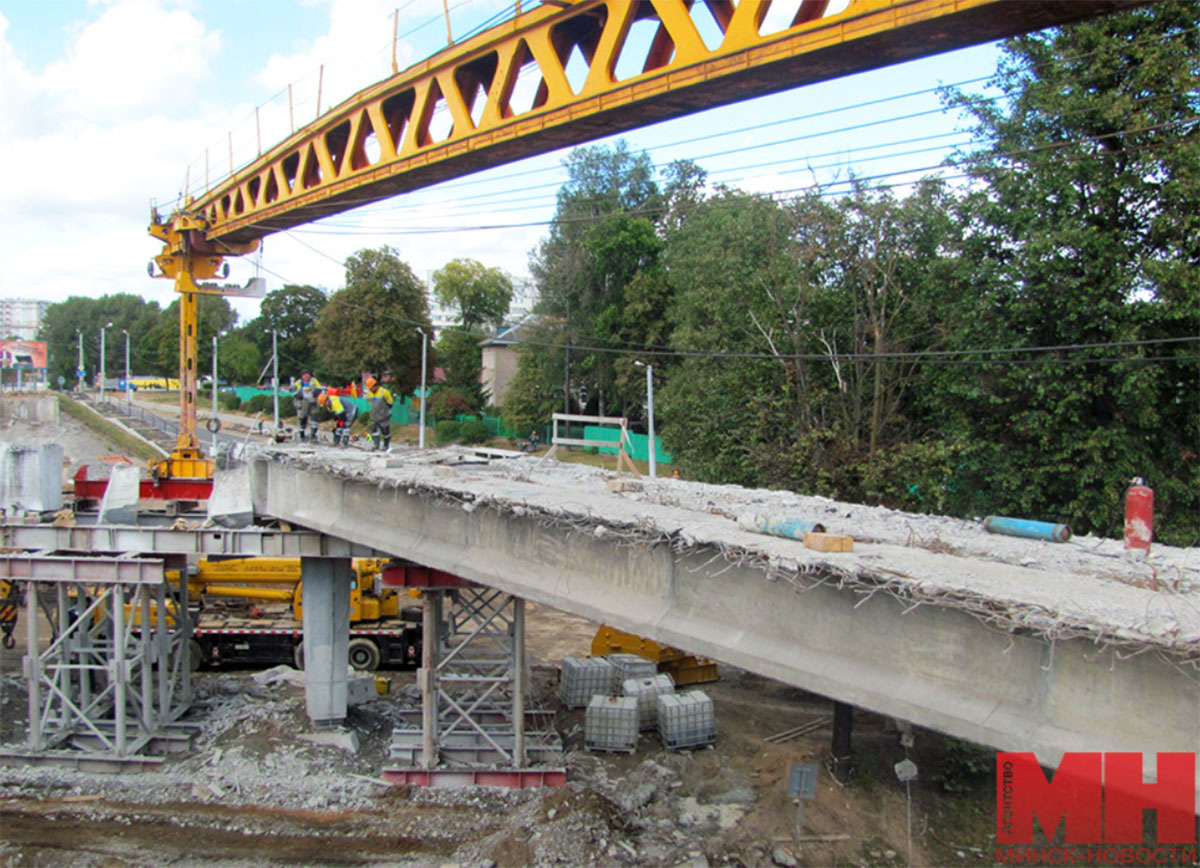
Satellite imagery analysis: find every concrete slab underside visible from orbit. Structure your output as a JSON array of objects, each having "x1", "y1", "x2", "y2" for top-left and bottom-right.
[{"x1": 251, "y1": 460, "x2": 1199, "y2": 788}]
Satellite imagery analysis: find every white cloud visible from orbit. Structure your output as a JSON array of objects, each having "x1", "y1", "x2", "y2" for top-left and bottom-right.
[
  {"x1": 40, "y1": 0, "x2": 220, "y2": 123},
  {"x1": 254, "y1": 0, "x2": 413, "y2": 113},
  {"x1": 0, "y1": 13, "x2": 38, "y2": 136}
]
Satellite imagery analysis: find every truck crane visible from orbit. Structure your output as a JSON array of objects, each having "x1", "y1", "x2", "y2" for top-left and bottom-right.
[{"x1": 171, "y1": 557, "x2": 421, "y2": 672}]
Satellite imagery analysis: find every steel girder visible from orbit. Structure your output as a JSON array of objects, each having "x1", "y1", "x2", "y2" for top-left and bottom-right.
[
  {"x1": 0, "y1": 522, "x2": 385, "y2": 558},
  {"x1": 173, "y1": 0, "x2": 1141, "y2": 248}
]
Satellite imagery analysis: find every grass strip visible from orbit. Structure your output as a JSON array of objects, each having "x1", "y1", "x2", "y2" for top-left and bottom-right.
[{"x1": 58, "y1": 393, "x2": 165, "y2": 464}]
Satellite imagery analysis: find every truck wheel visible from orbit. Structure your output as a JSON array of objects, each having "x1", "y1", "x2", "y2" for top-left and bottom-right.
[
  {"x1": 293, "y1": 640, "x2": 304, "y2": 670},
  {"x1": 188, "y1": 639, "x2": 205, "y2": 672},
  {"x1": 348, "y1": 638, "x2": 381, "y2": 672}
]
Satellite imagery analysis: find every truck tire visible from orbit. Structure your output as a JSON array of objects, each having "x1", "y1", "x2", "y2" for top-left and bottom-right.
[
  {"x1": 348, "y1": 637, "x2": 381, "y2": 672},
  {"x1": 189, "y1": 639, "x2": 205, "y2": 672},
  {"x1": 293, "y1": 640, "x2": 304, "y2": 670}
]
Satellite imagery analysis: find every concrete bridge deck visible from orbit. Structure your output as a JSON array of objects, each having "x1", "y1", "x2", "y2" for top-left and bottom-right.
[{"x1": 247, "y1": 445, "x2": 1198, "y2": 784}]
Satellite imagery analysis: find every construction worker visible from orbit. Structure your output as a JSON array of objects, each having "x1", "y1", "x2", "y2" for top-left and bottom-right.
[
  {"x1": 363, "y1": 376, "x2": 394, "y2": 451},
  {"x1": 292, "y1": 371, "x2": 323, "y2": 440},
  {"x1": 317, "y1": 391, "x2": 359, "y2": 446}
]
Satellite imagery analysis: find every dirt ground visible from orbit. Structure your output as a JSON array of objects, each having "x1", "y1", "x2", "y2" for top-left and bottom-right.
[
  {"x1": 0, "y1": 404, "x2": 998, "y2": 867},
  {"x1": 0, "y1": 600, "x2": 996, "y2": 868}
]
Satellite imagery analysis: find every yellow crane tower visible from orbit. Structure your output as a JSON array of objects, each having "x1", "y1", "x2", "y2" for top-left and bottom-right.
[{"x1": 147, "y1": 208, "x2": 263, "y2": 480}]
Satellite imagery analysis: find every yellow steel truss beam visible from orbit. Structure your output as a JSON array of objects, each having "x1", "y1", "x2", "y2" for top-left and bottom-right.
[{"x1": 172, "y1": 0, "x2": 1141, "y2": 249}]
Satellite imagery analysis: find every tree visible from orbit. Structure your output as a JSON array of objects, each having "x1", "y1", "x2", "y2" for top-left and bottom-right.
[
  {"x1": 217, "y1": 334, "x2": 261, "y2": 384},
  {"x1": 431, "y1": 258, "x2": 512, "y2": 408},
  {"x1": 434, "y1": 328, "x2": 485, "y2": 409},
  {"x1": 145, "y1": 295, "x2": 237, "y2": 378},
  {"x1": 934, "y1": 1, "x2": 1200, "y2": 543},
  {"x1": 313, "y1": 247, "x2": 432, "y2": 396},
  {"x1": 433, "y1": 259, "x2": 512, "y2": 331},
  {"x1": 526, "y1": 141, "x2": 694, "y2": 419},
  {"x1": 38, "y1": 294, "x2": 161, "y2": 386},
  {"x1": 252, "y1": 284, "x2": 325, "y2": 377},
  {"x1": 659, "y1": 181, "x2": 962, "y2": 500}
]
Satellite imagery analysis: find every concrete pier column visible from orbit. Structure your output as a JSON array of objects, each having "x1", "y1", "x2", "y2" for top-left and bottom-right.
[
  {"x1": 420, "y1": 590, "x2": 443, "y2": 769},
  {"x1": 300, "y1": 557, "x2": 352, "y2": 726},
  {"x1": 831, "y1": 701, "x2": 854, "y2": 783}
]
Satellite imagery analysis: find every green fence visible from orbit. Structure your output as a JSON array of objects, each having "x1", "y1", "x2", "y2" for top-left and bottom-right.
[{"x1": 583, "y1": 425, "x2": 672, "y2": 464}]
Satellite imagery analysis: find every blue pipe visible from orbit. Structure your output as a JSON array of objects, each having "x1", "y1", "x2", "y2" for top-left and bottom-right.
[
  {"x1": 982, "y1": 516, "x2": 1071, "y2": 543},
  {"x1": 737, "y1": 512, "x2": 826, "y2": 540}
]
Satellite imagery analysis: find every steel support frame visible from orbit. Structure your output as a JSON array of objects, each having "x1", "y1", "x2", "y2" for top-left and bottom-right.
[
  {"x1": 6, "y1": 570, "x2": 193, "y2": 771},
  {"x1": 388, "y1": 586, "x2": 563, "y2": 787},
  {"x1": 0, "y1": 521, "x2": 384, "y2": 558}
]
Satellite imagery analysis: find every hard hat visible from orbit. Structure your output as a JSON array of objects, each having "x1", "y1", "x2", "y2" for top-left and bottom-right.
[
  {"x1": 364, "y1": 376, "x2": 377, "y2": 391},
  {"x1": 317, "y1": 393, "x2": 328, "y2": 406}
]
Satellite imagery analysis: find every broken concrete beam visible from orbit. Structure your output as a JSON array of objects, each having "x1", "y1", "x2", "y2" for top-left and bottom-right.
[
  {"x1": 207, "y1": 465, "x2": 254, "y2": 528},
  {"x1": 98, "y1": 464, "x2": 140, "y2": 524},
  {"x1": 737, "y1": 512, "x2": 825, "y2": 541},
  {"x1": 803, "y1": 532, "x2": 854, "y2": 553},
  {"x1": 0, "y1": 443, "x2": 63, "y2": 513}
]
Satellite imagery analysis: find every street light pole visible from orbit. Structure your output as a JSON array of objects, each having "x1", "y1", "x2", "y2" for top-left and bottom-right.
[
  {"x1": 212, "y1": 336, "x2": 219, "y2": 452},
  {"x1": 99, "y1": 323, "x2": 109, "y2": 402},
  {"x1": 123, "y1": 330, "x2": 131, "y2": 403},
  {"x1": 76, "y1": 330, "x2": 84, "y2": 392},
  {"x1": 645, "y1": 363, "x2": 656, "y2": 479},
  {"x1": 271, "y1": 329, "x2": 280, "y2": 433},
  {"x1": 416, "y1": 328, "x2": 428, "y2": 449},
  {"x1": 635, "y1": 361, "x2": 657, "y2": 478}
]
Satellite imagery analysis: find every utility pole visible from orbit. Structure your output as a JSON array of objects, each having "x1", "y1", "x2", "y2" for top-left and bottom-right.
[
  {"x1": 416, "y1": 328, "x2": 428, "y2": 449},
  {"x1": 76, "y1": 330, "x2": 84, "y2": 392},
  {"x1": 272, "y1": 329, "x2": 279, "y2": 433}
]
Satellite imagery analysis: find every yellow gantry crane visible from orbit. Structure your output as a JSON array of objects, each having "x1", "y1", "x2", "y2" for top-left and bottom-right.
[{"x1": 148, "y1": 0, "x2": 1138, "y2": 478}]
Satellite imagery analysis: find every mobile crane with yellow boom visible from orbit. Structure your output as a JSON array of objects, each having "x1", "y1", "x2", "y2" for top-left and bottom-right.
[{"x1": 175, "y1": 557, "x2": 421, "y2": 672}]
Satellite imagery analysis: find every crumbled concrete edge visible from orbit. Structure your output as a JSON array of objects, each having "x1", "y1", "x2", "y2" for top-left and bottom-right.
[{"x1": 257, "y1": 448, "x2": 1200, "y2": 667}]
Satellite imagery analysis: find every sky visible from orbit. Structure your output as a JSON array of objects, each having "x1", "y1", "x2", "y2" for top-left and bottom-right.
[{"x1": 0, "y1": 0, "x2": 1006, "y2": 327}]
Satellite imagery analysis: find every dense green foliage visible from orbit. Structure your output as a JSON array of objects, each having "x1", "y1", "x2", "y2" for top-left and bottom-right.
[
  {"x1": 435, "y1": 420, "x2": 461, "y2": 444},
  {"x1": 39, "y1": 294, "x2": 163, "y2": 385},
  {"x1": 313, "y1": 247, "x2": 434, "y2": 396},
  {"x1": 428, "y1": 386, "x2": 474, "y2": 421},
  {"x1": 459, "y1": 418, "x2": 489, "y2": 445},
  {"x1": 506, "y1": 4, "x2": 1199, "y2": 545}
]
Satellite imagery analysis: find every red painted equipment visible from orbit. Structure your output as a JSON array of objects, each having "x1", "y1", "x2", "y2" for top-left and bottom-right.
[
  {"x1": 1123, "y1": 477, "x2": 1153, "y2": 554},
  {"x1": 73, "y1": 466, "x2": 214, "y2": 503}
]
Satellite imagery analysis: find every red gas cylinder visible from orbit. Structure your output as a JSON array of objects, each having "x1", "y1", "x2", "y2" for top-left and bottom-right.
[{"x1": 1123, "y1": 477, "x2": 1154, "y2": 555}]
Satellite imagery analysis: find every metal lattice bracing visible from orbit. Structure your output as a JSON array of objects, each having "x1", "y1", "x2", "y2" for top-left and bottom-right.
[
  {"x1": 174, "y1": 0, "x2": 1140, "y2": 249},
  {"x1": 2, "y1": 573, "x2": 195, "y2": 771},
  {"x1": 385, "y1": 586, "x2": 564, "y2": 786}
]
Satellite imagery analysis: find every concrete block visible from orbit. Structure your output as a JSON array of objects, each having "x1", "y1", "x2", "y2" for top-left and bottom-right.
[
  {"x1": 0, "y1": 395, "x2": 59, "y2": 424},
  {"x1": 0, "y1": 443, "x2": 63, "y2": 513},
  {"x1": 207, "y1": 465, "x2": 254, "y2": 527},
  {"x1": 98, "y1": 464, "x2": 139, "y2": 524},
  {"x1": 608, "y1": 479, "x2": 643, "y2": 493},
  {"x1": 299, "y1": 729, "x2": 360, "y2": 752},
  {"x1": 803, "y1": 532, "x2": 854, "y2": 553},
  {"x1": 347, "y1": 674, "x2": 378, "y2": 705}
]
